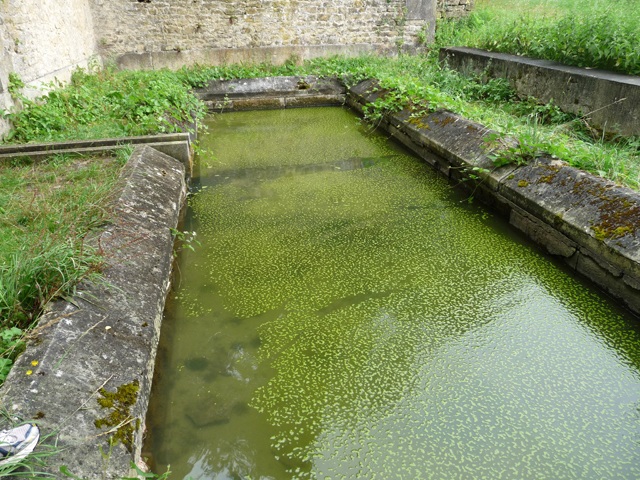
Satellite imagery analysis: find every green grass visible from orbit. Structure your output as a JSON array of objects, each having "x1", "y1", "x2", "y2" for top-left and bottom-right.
[
  {"x1": 213, "y1": 54, "x2": 639, "y2": 189},
  {"x1": 0, "y1": 152, "x2": 127, "y2": 383},
  {"x1": 436, "y1": 0, "x2": 640, "y2": 76},
  {"x1": 3, "y1": 67, "x2": 204, "y2": 143}
]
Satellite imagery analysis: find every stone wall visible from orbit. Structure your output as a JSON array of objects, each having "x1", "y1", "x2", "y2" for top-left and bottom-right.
[
  {"x1": 440, "y1": 47, "x2": 640, "y2": 137},
  {"x1": 0, "y1": 23, "x2": 14, "y2": 138},
  {"x1": 0, "y1": 0, "x2": 99, "y2": 138},
  {"x1": 90, "y1": 0, "x2": 437, "y2": 70},
  {"x1": 437, "y1": 0, "x2": 474, "y2": 19},
  {"x1": 0, "y1": 0, "x2": 474, "y2": 138}
]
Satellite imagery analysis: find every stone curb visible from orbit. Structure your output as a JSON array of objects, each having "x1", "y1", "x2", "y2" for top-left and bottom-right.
[
  {"x1": 439, "y1": 46, "x2": 640, "y2": 137},
  {"x1": 194, "y1": 75, "x2": 347, "y2": 111},
  {"x1": 0, "y1": 145, "x2": 186, "y2": 478},
  {"x1": 347, "y1": 79, "x2": 640, "y2": 314}
]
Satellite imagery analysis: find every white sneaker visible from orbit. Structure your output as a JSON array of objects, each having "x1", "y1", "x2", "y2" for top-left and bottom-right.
[{"x1": 0, "y1": 423, "x2": 40, "y2": 466}]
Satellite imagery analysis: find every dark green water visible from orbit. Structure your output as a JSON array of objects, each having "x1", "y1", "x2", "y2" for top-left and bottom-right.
[{"x1": 145, "y1": 107, "x2": 640, "y2": 480}]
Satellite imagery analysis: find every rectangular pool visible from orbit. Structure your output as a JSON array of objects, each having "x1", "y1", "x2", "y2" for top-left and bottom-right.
[{"x1": 145, "y1": 107, "x2": 640, "y2": 479}]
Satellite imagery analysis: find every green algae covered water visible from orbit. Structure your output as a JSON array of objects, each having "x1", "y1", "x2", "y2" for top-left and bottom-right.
[{"x1": 145, "y1": 108, "x2": 640, "y2": 479}]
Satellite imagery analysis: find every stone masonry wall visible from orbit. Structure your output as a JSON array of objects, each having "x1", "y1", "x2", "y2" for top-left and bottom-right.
[
  {"x1": 0, "y1": 0, "x2": 99, "y2": 138},
  {"x1": 437, "y1": 0, "x2": 474, "y2": 19},
  {"x1": 0, "y1": 0, "x2": 473, "y2": 138},
  {"x1": 90, "y1": 0, "x2": 437, "y2": 69}
]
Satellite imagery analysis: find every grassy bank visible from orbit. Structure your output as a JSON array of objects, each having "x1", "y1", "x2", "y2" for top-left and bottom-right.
[
  {"x1": 437, "y1": 0, "x2": 640, "y2": 76},
  {"x1": 0, "y1": 152, "x2": 128, "y2": 383},
  {"x1": 3, "y1": 67, "x2": 204, "y2": 143}
]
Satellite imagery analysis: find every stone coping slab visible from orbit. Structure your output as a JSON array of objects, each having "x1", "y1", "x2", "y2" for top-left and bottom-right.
[
  {"x1": 348, "y1": 78, "x2": 640, "y2": 314},
  {"x1": 0, "y1": 145, "x2": 186, "y2": 478},
  {"x1": 194, "y1": 75, "x2": 347, "y2": 111},
  {"x1": 440, "y1": 46, "x2": 640, "y2": 137}
]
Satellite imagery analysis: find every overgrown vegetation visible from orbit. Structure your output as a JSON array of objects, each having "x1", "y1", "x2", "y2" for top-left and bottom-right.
[
  {"x1": 3, "y1": 67, "x2": 204, "y2": 143},
  {"x1": 437, "y1": 0, "x2": 640, "y2": 76},
  {"x1": 294, "y1": 55, "x2": 639, "y2": 189},
  {"x1": 0, "y1": 153, "x2": 127, "y2": 383}
]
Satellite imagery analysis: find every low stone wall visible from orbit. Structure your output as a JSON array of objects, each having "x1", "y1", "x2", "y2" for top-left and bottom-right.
[
  {"x1": 0, "y1": 133, "x2": 194, "y2": 176},
  {"x1": 194, "y1": 75, "x2": 347, "y2": 111},
  {"x1": 0, "y1": 145, "x2": 186, "y2": 478},
  {"x1": 440, "y1": 47, "x2": 640, "y2": 137},
  {"x1": 347, "y1": 79, "x2": 640, "y2": 314}
]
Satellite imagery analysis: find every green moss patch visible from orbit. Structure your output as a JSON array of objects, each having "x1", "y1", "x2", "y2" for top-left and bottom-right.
[{"x1": 95, "y1": 380, "x2": 140, "y2": 451}]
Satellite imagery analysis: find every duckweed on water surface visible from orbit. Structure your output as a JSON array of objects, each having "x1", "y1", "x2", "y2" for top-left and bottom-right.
[{"x1": 146, "y1": 108, "x2": 640, "y2": 479}]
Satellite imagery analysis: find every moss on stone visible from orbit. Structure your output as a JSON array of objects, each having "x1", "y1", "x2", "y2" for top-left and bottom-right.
[
  {"x1": 94, "y1": 380, "x2": 140, "y2": 451},
  {"x1": 408, "y1": 116, "x2": 431, "y2": 130},
  {"x1": 572, "y1": 179, "x2": 640, "y2": 241}
]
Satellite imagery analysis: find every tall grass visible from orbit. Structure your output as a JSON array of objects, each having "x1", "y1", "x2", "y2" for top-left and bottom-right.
[
  {"x1": 0, "y1": 153, "x2": 126, "y2": 383},
  {"x1": 436, "y1": 0, "x2": 640, "y2": 76}
]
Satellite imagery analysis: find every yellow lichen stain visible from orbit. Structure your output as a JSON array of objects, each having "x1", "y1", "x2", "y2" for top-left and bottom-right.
[
  {"x1": 574, "y1": 179, "x2": 640, "y2": 241},
  {"x1": 433, "y1": 115, "x2": 455, "y2": 127},
  {"x1": 518, "y1": 180, "x2": 530, "y2": 188},
  {"x1": 408, "y1": 116, "x2": 430, "y2": 130},
  {"x1": 538, "y1": 175, "x2": 555, "y2": 184}
]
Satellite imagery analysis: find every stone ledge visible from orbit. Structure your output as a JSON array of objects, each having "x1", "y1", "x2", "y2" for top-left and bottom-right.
[
  {"x1": 439, "y1": 46, "x2": 640, "y2": 137},
  {"x1": 347, "y1": 79, "x2": 640, "y2": 314},
  {"x1": 114, "y1": 44, "x2": 391, "y2": 72},
  {"x1": 195, "y1": 76, "x2": 347, "y2": 112},
  {"x1": 0, "y1": 145, "x2": 187, "y2": 478}
]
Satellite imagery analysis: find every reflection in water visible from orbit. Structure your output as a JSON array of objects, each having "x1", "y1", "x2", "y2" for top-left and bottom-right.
[{"x1": 145, "y1": 108, "x2": 640, "y2": 479}]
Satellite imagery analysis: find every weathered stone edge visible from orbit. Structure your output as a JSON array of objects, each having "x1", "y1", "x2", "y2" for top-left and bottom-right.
[
  {"x1": 194, "y1": 75, "x2": 347, "y2": 112},
  {"x1": 347, "y1": 78, "x2": 640, "y2": 315},
  {"x1": 0, "y1": 145, "x2": 187, "y2": 478}
]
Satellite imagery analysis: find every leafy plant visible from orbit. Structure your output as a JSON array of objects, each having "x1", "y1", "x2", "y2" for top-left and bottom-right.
[
  {"x1": 7, "y1": 72, "x2": 25, "y2": 98},
  {"x1": 487, "y1": 133, "x2": 545, "y2": 167},
  {"x1": 170, "y1": 228, "x2": 200, "y2": 256},
  {"x1": 485, "y1": 117, "x2": 547, "y2": 167},
  {"x1": 0, "y1": 326, "x2": 24, "y2": 382}
]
